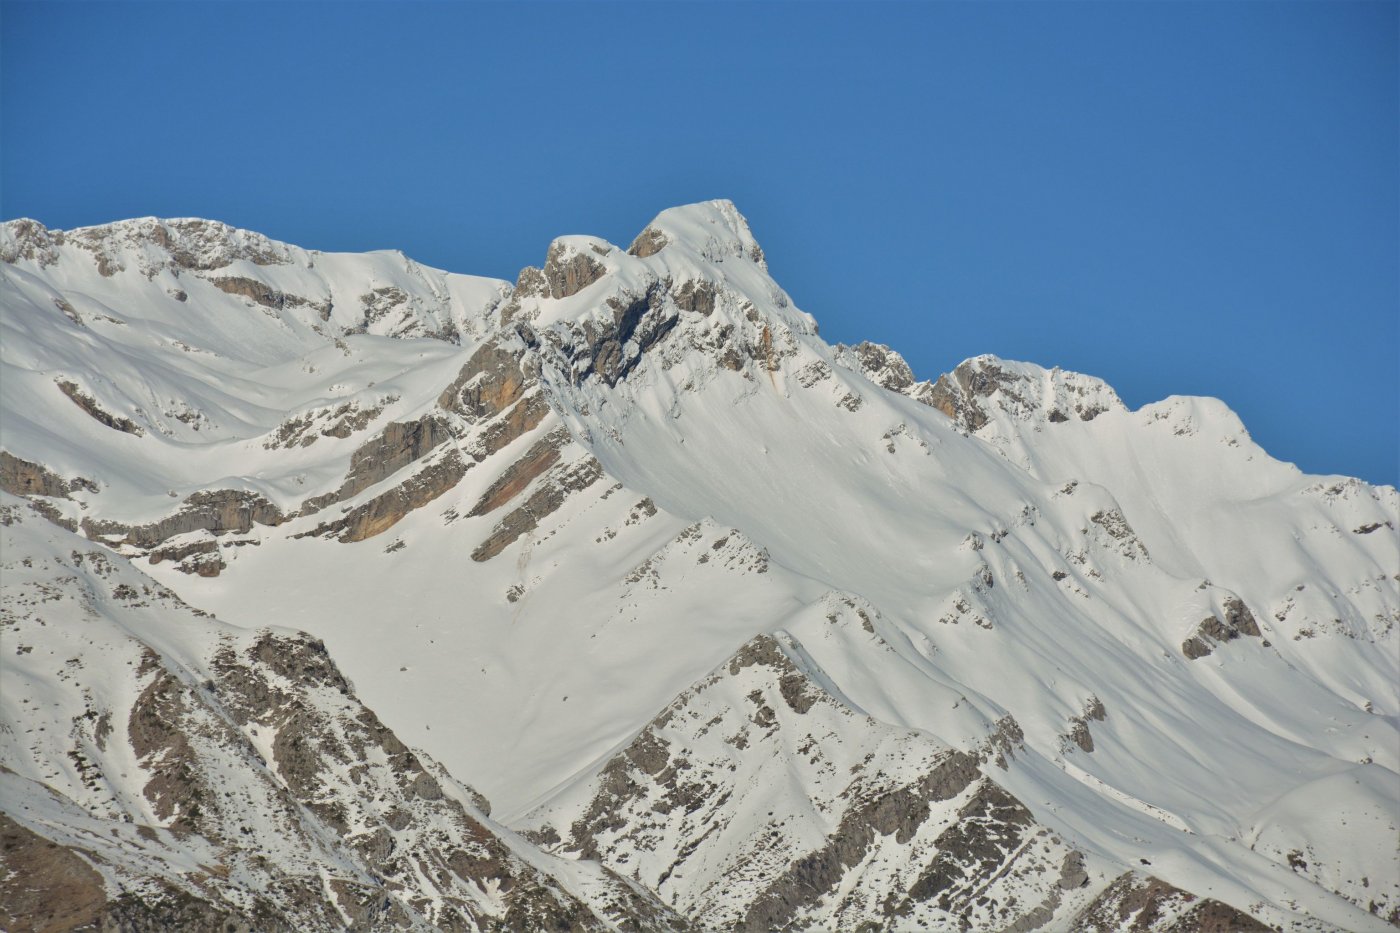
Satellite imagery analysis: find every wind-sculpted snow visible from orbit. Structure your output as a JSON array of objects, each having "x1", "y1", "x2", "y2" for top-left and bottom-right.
[{"x1": 2, "y1": 200, "x2": 1397, "y2": 930}]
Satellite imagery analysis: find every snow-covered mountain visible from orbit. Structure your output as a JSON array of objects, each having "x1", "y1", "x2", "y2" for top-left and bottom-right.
[{"x1": 2, "y1": 201, "x2": 1395, "y2": 931}]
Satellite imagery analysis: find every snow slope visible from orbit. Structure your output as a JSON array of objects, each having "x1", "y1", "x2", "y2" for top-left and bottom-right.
[
  {"x1": 0, "y1": 493, "x2": 683, "y2": 930},
  {"x1": 2, "y1": 202, "x2": 1396, "y2": 930}
]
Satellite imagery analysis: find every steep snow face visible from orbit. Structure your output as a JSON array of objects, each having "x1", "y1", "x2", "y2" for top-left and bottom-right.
[
  {"x1": 2, "y1": 201, "x2": 1397, "y2": 931},
  {"x1": 493, "y1": 203, "x2": 1398, "y2": 929}
]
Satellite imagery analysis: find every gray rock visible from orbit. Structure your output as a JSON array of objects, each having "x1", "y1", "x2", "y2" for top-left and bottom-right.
[
  {"x1": 544, "y1": 241, "x2": 606, "y2": 299},
  {"x1": 628, "y1": 226, "x2": 669, "y2": 258},
  {"x1": 56, "y1": 380, "x2": 143, "y2": 435}
]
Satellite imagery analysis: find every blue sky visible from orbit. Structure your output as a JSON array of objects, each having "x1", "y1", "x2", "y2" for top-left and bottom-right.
[{"x1": 3, "y1": 1, "x2": 1396, "y2": 484}]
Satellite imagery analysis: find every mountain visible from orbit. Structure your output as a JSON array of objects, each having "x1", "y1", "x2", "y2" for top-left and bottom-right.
[{"x1": 1, "y1": 201, "x2": 1395, "y2": 932}]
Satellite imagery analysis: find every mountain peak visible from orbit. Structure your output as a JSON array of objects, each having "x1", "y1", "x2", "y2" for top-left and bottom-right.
[
  {"x1": 2, "y1": 203, "x2": 1397, "y2": 932},
  {"x1": 628, "y1": 199, "x2": 767, "y2": 270}
]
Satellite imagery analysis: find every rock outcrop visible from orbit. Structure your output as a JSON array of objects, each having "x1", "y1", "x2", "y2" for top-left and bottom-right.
[
  {"x1": 0, "y1": 450, "x2": 97, "y2": 499},
  {"x1": 527, "y1": 632, "x2": 1087, "y2": 932},
  {"x1": 57, "y1": 379, "x2": 144, "y2": 435},
  {"x1": 833, "y1": 341, "x2": 918, "y2": 393},
  {"x1": 543, "y1": 239, "x2": 608, "y2": 299},
  {"x1": 627, "y1": 226, "x2": 669, "y2": 258},
  {"x1": 1182, "y1": 596, "x2": 1262, "y2": 659},
  {"x1": 1071, "y1": 871, "x2": 1270, "y2": 932},
  {"x1": 305, "y1": 448, "x2": 470, "y2": 543},
  {"x1": 468, "y1": 429, "x2": 604, "y2": 562},
  {"x1": 923, "y1": 355, "x2": 1125, "y2": 432},
  {"x1": 81, "y1": 489, "x2": 283, "y2": 550}
]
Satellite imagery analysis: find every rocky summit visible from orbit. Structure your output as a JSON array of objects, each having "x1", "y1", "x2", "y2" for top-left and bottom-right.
[{"x1": 1, "y1": 201, "x2": 1396, "y2": 931}]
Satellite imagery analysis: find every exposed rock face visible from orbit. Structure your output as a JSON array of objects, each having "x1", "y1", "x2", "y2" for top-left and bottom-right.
[
  {"x1": 2, "y1": 217, "x2": 293, "y2": 277},
  {"x1": 3, "y1": 203, "x2": 1392, "y2": 933},
  {"x1": 307, "y1": 448, "x2": 470, "y2": 543},
  {"x1": 285, "y1": 341, "x2": 558, "y2": 544},
  {"x1": 543, "y1": 240, "x2": 607, "y2": 299},
  {"x1": 927, "y1": 359, "x2": 1023, "y2": 431},
  {"x1": 884, "y1": 779, "x2": 1037, "y2": 916},
  {"x1": 435, "y1": 338, "x2": 555, "y2": 463},
  {"x1": 0, "y1": 452, "x2": 69, "y2": 499},
  {"x1": 264, "y1": 397, "x2": 397, "y2": 449},
  {"x1": 137, "y1": 217, "x2": 294, "y2": 270},
  {"x1": 0, "y1": 813, "x2": 108, "y2": 933},
  {"x1": 833, "y1": 341, "x2": 917, "y2": 393},
  {"x1": 528, "y1": 632, "x2": 1083, "y2": 932},
  {"x1": 1064, "y1": 695, "x2": 1109, "y2": 754},
  {"x1": 19, "y1": 497, "x2": 78, "y2": 531},
  {"x1": 0, "y1": 218, "x2": 63, "y2": 266},
  {"x1": 471, "y1": 390, "x2": 552, "y2": 463},
  {"x1": 438, "y1": 339, "x2": 531, "y2": 421},
  {"x1": 300, "y1": 413, "x2": 455, "y2": 517},
  {"x1": 148, "y1": 532, "x2": 220, "y2": 566},
  {"x1": 669, "y1": 278, "x2": 717, "y2": 316},
  {"x1": 356, "y1": 284, "x2": 410, "y2": 330},
  {"x1": 595, "y1": 290, "x2": 679, "y2": 386},
  {"x1": 0, "y1": 813, "x2": 259, "y2": 932},
  {"x1": 127, "y1": 652, "x2": 216, "y2": 832},
  {"x1": 923, "y1": 355, "x2": 1125, "y2": 432},
  {"x1": 517, "y1": 264, "x2": 548, "y2": 297},
  {"x1": 1183, "y1": 596, "x2": 1262, "y2": 659},
  {"x1": 57, "y1": 379, "x2": 144, "y2": 434},
  {"x1": 738, "y1": 749, "x2": 990, "y2": 931},
  {"x1": 82, "y1": 489, "x2": 283, "y2": 550},
  {"x1": 0, "y1": 450, "x2": 97, "y2": 499},
  {"x1": 210, "y1": 274, "x2": 289, "y2": 308},
  {"x1": 470, "y1": 431, "x2": 604, "y2": 562},
  {"x1": 627, "y1": 226, "x2": 670, "y2": 258},
  {"x1": 468, "y1": 430, "x2": 569, "y2": 519},
  {"x1": 339, "y1": 414, "x2": 455, "y2": 501},
  {"x1": 531, "y1": 284, "x2": 680, "y2": 388},
  {"x1": 6, "y1": 832, "x2": 266, "y2": 931},
  {"x1": 470, "y1": 454, "x2": 604, "y2": 561},
  {"x1": 1090, "y1": 508, "x2": 1150, "y2": 560},
  {"x1": 1071, "y1": 871, "x2": 1270, "y2": 931}
]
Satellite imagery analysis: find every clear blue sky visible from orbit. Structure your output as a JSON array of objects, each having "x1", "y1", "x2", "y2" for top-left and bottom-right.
[{"x1": 4, "y1": 1, "x2": 1396, "y2": 485}]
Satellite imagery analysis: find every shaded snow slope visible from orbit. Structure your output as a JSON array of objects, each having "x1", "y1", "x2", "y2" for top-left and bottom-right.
[{"x1": 2, "y1": 201, "x2": 1396, "y2": 931}]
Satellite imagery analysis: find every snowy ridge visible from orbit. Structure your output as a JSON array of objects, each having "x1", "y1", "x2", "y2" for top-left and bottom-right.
[{"x1": 2, "y1": 200, "x2": 1397, "y2": 930}]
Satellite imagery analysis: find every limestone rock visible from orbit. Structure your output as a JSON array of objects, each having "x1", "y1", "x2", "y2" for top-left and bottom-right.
[
  {"x1": 543, "y1": 239, "x2": 607, "y2": 299},
  {"x1": 82, "y1": 489, "x2": 282, "y2": 551},
  {"x1": 628, "y1": 225, "x2": 670, "y2": 258},
  {"x1": 57, "y1": 380, "x2": 144, "y2": 435},
  {"x1": 1183, "y1": 596, "x2": 1262, "y2": 659},
  {"x1": 0, "y1": 450, "x2": 97, "y2": 499},
  {"x1": 1070, "y1": 871, "x2": 1269, "y2": 932},
  {"x1": 532, "y1": 631, "x2": 1080, "y2": 932}
]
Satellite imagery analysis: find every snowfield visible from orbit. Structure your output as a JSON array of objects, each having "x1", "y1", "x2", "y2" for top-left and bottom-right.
[{"x1": 1, "y1": 201, "x2": 1395, "y2": 930}]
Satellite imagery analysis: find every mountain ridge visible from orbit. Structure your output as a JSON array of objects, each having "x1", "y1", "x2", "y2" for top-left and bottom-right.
[{"x1": 2, "y1": 200, "x2": 1396, "y2": 931}]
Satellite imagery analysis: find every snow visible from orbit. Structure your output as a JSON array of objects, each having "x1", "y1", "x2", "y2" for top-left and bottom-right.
[{"x1": 2, "y1": 201, "x2": 1396, "y2": 929}]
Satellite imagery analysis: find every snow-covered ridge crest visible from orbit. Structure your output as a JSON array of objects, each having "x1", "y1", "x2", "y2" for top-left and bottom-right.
[
  {"x1": 634, "y1": 197, "x2": 768, "y2": 269},
  {"x1": 3, "y1": 199, "x2": 1398, "y2": 931},
  {"x1": 1, "y1": 215, "x2": 297, "y2": 272}
]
